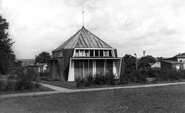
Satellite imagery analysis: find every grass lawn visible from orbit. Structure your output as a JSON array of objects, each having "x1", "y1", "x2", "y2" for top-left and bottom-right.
[{"x1": 1, "y1": 84, "x2": 185, "y2": 113}]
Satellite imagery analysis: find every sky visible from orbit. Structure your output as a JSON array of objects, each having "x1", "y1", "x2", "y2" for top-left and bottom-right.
[{"x1": 0, "y1": 0, "x2": 185, "y2": 59}]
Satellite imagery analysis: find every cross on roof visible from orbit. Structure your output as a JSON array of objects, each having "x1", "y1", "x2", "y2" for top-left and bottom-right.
[{"x1": 82, "y1": 6, "x2": 85, "y2": 27}]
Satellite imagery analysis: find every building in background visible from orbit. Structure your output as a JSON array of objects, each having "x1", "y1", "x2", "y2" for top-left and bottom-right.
[
  {"x1": 161, "y1": 55, "x2": 185, "y2": 70},
  {"x1": 161, "y1": 60, "x2": 183, "y2": 70}
]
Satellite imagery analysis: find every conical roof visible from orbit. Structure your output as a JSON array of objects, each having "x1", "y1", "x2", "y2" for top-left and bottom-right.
[{"x1": 53, "y1": 26, "x2": 112, "y2": 51}]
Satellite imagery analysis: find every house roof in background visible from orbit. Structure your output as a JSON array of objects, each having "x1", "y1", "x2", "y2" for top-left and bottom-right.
[
  {"x1": 161, "y1": 60, "x2": 183, "y2": 64},
  {"x1": 53, "y1": 26, "x2": 112, "y2": 51},
  {"x1": 151, "y1": 62, "x2": 161, "y2": 68},
  {"x1": 177, "y1": 55, "x2": 185, "y2": 58},
  {"x1": 18, "y1": 59, "x2": 35, "y2": 66}
]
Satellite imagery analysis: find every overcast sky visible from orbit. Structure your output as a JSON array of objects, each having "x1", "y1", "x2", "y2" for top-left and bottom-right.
[{"x1": 1, "y1": 0, "x2": 185, "y2": 59}]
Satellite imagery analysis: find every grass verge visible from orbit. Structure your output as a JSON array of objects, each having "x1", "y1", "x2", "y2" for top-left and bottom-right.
[{"x1": 1, "y1": 84, "x2": 185, "y2": 113}]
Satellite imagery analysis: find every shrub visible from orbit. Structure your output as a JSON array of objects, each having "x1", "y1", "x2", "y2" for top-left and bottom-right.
[
  {"x1": 84, "y1": 74, "x2": 94, "y2": 86},
  {"x1": 33, "y1": 82, "x2": 40, "y2": 89},
  {"x1": 7, "y1": 74, "x2": 17, "y2": 80},
  {"x1": 40, "y1": 72, "x2": 50, "y2": 78},
  {"x1": 0, "y1": 80, "x2": 7, "y2": 92},
  {"x1": 15, "y1": 68, "x2": 39, "y2": 91},
  {"x1": 0, "y1": 67, "x2": 41, "y2": 92},
  {"x1": 76, "y1": 77, "x2": 85, "y2": 87},
  {"x1": 76, "y1": 69, "x2": 185, "y2": 87},
  {"x1": 94, "y1": 74, "x2": 106, "y2": 85},
  {"x1": 105, "y1": 74, "x2": 116, "y2": 85},
  {"x1": 6, "y1": 80, "x2": 16, "y2": 91},
  {"x1": 76, "y1": 73, "x2": 118, "y2": 87}
]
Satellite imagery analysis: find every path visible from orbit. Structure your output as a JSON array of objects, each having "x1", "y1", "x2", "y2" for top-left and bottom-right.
[
  {"x1": 1, "y1": 82, "x2": 185, "y2": 98},
  {"x1": 39, "y1": 83, "x2": 69, "y2": 91}
]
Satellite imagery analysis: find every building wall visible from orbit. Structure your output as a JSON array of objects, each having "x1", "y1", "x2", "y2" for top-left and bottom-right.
[
  {"x1": 68, "y1": 59, "x2": 121, "y2": 81},
  {"x1": 52, "y1": 50, "x2": 63, "y2": 58},
  {"x1": 177, "y1": 58, "x2": 185, "y2": 63},
  {"x1": 161, "y1": 61, "x2": 172, "y2": 70},
  {"x1": 161, "y1": 61, "x2": 183, "y2": 70}
]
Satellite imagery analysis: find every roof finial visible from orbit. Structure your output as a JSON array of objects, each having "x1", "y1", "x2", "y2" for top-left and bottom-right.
[{"x1": 82, "y1": 6, "x2": 85, "y2": 27}]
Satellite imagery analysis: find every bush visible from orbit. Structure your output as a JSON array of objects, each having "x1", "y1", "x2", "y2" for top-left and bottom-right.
[
  {"x1": 6, "y1": 80, "x2": 16, "y2": 91},
  {"x1": 8, "y1": 74, "x2": 17, "y2": 80},
  {"x1": 0, "y1": 80, "x2": 7, "y2": 92},
  {"x1": 15, "y1": 68, "x2": 39, "y2": 91},
  {"x1": 0, "y1": 67, "x2": 41, "y2": 92},
  {"x1": 105, "y1": 74, "x2": 116, "y2": 85},
  {"x1": 76, "y1": 69, "x2": 185, "y2": 87},
  {"x1": 94, "y1": 74, "x2": 106, "y2": 85},
  {"x1": 40, "y1": 72, "x2": 50, "y2": 78},
  {"x1": 120, "y1": 70, "x2": 147, "y2": 84},
  {"x1": 76, "y1": 73, "x2": 117, "y2": 87},
  {"x1": 76, "y1": 78, "x2": 85, "y2": 87},
  {"x1": 84, "y1": 74, "x2": 95, "y2": 86}
]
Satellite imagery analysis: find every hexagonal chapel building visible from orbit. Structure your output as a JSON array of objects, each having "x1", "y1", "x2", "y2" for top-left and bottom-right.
[{"x1": 47, "y1": 26, "x2": 123, "y2": 81}]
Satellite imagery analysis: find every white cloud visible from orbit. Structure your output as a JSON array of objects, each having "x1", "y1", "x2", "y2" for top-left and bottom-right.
[{"x1": 1, "y1": 0, "x2": 185, "y2": 58}]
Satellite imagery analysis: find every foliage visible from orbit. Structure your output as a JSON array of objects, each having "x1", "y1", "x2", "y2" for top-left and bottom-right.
[
  {"x1": 76, "y1": 78, "x2": 86, "y2": 87},
  {"x1": 0, "y1": 16, "x2": 15, "y2": 75},
  {"x1": 120, "y1": 70, "x2": 147, "y2": 84},
  {"x1": 138, "y1": 55, "x2": 156, "y2": 70},
  {"x1": 120, "y1": 69, "x2": 185, "y2": 84},
  {"x1": 0, "y1": 68, "x2": 40, "y2": 92},
  {"x1": 76, "y1": 69, "x2": 185, "y2": 87},
  {"x1": 76, "y1": 73, "x2": 117, "y2": 87},
  {"x1": 175, "y1": 52, "x2": 185, "y2": 57},
  {"x1": 39, "y1": 72, "x2": 50, "y2": 78},
  {"x1": 35, "y1": 51, "x2": 51, "y2": 63},
  {"x1": 123, "y1": 54, "x2": 136, "y2": 73}
]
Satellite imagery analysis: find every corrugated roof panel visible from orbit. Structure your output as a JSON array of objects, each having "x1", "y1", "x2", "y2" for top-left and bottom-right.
[
  {"x1": 87, "y1": 31, "x2": 98, "y2": 47},
  {"x1": 65, "y1": 31, "x2": 81, "y2": 48},
  {"x1": 80, "y1": 35, "x2": 88, "y2": 48},
  {"x1": 94, "y1": 35, "x2": 104, "y2": 48},
  {"x1": 88, "y1": 33, "x2": 99, "y2": 48},
  {"x1": 53, "y1": 26, "x2": 113, "y2": 51},
  {"x1": 83, "y1": 29, "x2": 95, "y2": 48},
  {"x1": 82, "y1": 32, "x2": 93, "y2": 48},
  {"x1": 76, "y1": 35, "x2": 85, "y2": 48}
]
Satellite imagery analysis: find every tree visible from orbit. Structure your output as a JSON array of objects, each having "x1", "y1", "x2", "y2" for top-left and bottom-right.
[
  {"x1": 175, "y1": 52, "x2": 185, "y2": 56},
  {"x1": 0, "y1": 15, "x2": 15, "y2": 75},
  {"x1": 35, "y1": 51, "x2": 51, "y2": 63},
  {"x1": 123, "y1": 54, "x2": 136, "y2": 73},
  {"x1": 138, "y1": 55, "x2": 156, "y2": 70}
]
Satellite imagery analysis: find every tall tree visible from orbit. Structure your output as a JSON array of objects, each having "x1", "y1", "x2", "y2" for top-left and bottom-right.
[
  {"x1": 0, "y1": 15, "x2": 15, "y2": 74},
  {"x1": 138, "y1": 55, "x2": 156, "y2": 70},
  {"x1": 124, "y1": 54, "x2": 136, "y2": 73},
  {"x1": 35, "y1": 51, "x2": 51, "y2": 63}
]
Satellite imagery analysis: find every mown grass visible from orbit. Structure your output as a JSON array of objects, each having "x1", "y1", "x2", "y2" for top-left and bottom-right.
[{"x1": 1, "y1": 84, "x2": 185, "y2": 113}]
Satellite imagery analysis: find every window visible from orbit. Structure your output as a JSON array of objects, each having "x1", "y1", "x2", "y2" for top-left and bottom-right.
[
  {"x1": 90, "y1": 50, "x2": 94, "y2": 57},
  {"x1": 109, "y1": 50, "x2": 112, "y2": 57},
  {"x1": 96, "y1": 60, "x2": 105, "y2": 75},
  {"x1": 106, "y1": 60, "x2": 113, "y2": 75},
  {"x1": 104, "y1": 50, "x2": 109, "y2": 57},
  {"x1": 100, "y1": 50, "x2": 103, "y2": 57},
  {"x1": 75, "y1": 50, "x2": 79, "y2": 57},
  {"x1": 95, "y1": 50, "x2": 99, "y2": 57},
  {"x1": 79, "y1": 50, "x2": 84, "y2": 57},
  {"x1": 85, "y1": 50, "x2": 90, "y2": 57}
]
